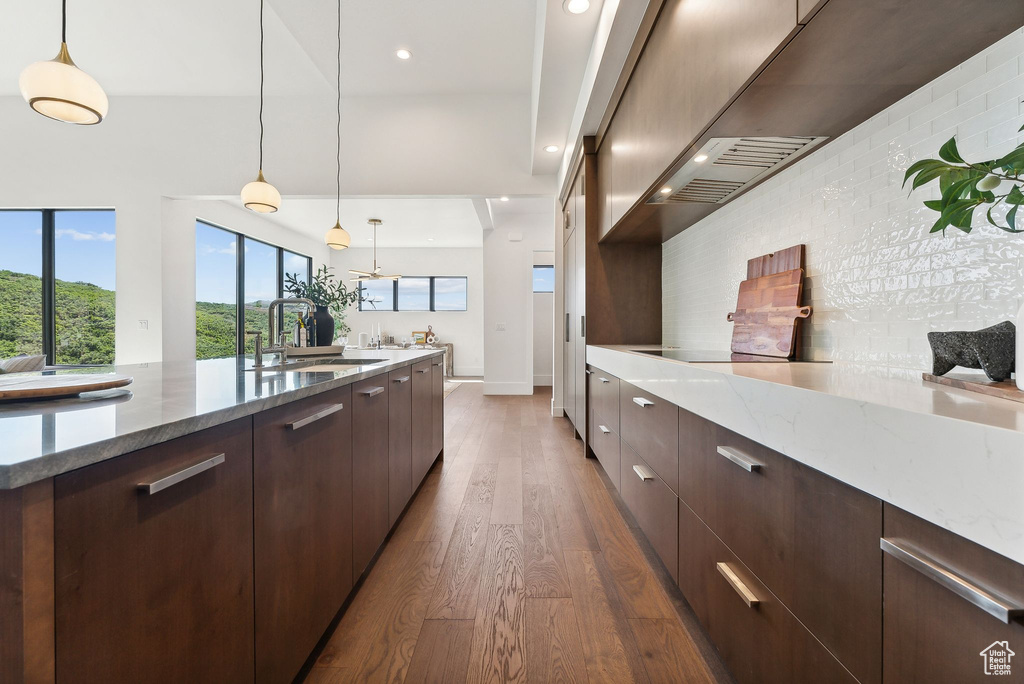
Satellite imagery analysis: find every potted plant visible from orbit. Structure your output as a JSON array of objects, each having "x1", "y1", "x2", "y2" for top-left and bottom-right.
[
  {"x1": 903, "y1": 123, "x2": 1024, "y2": 388},
  {"x1": 284, "y1": 265, "x2": 362, "y2": 346}
]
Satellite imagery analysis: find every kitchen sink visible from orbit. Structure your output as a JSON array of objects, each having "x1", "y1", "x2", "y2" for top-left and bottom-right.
[{"x1": 247, "y1": 358, "x2": 387, "y2": 372}]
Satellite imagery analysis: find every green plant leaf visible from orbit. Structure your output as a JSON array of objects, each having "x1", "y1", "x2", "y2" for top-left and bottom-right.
[
  {"x1": 911, "y1": 166, "x2": 950, "y2": 191},
  {"x1": 941, "y1": 177, "x2": 977, "y2": 208},
  {"x1": 938, "y1": 137, "x2": 965, "y2": 164},
  {"x1": 902, "y1": 159, "x2": 949, "y2": 186},
  {"x1": 995, "y1": 146, "x2": 1024, "y2": 170},
  {"x1": 923, "y1": 199, "x2": 943, "y2": 211},
  {"x1": 1007, "y1": 185, "x2": 1024, "y2": 205}
]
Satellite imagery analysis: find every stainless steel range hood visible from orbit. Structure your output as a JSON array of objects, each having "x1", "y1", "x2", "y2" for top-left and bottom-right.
[{"x1": 646, "y1": 136, "x2": 827, "y2": 206}]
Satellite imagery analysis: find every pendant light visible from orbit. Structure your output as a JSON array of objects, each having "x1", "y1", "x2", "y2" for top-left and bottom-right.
[
  {"x1": 350, "y1": 219, "x2": 401, "y2": 281},
  {"x1": 324, "y1": 0, "x2": 351, "y2": 249},
  {"x1": 19, "y1": 0, "x2": 108, "y2": 125},
  {"x1": 241, "y1": 0, "x2": 281, "y2": 213}
]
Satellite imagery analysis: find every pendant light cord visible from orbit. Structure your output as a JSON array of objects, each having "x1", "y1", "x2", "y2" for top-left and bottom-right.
[
  {"x1": 336, "y1": 0, "x2": 342, "y2": 224},
  {"x1": 61, "y1": 0, "x2": 67, "y2": 43},
  {"x1": 258, "y1": 0, "x2": 265, "y2": 171}
]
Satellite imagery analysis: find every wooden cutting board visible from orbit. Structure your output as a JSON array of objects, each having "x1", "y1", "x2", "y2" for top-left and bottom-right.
[
  {"x1": 728, "y1": 268, "x2": 811, "y2": 357},
  {"x1": 0, "y1": 373, "x2": 133, "y2": 402}
]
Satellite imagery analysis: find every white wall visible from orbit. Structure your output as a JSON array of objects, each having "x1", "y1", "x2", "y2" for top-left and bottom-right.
[
  {"x1": 483, "y1": 209, "x2": 556, "y2": 394},
  {"x1": 532, "y1": 251, "x2": 554, "y2": 385},
  {"x1": 663, "y1": 28, "x2": 1024, "y2": 380},
  {"x1": 329, "y1": 248, "x2": 484, "y2": 376},
  {"x1": 0, "y1": 92, "x2": 555, "y2": 364}
]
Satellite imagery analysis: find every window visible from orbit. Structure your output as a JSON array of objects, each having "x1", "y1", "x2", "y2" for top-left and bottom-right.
[
  {"x1": 0, "y1": 209, "x2": 116, "y2": 366},
  {"x1": 359, "y1": 276, "x2": 467, "y2": 312},
  {"x1": 532, "y1": 265, "x2": 554, "y2": 293},
  {"x1": 194, "y1": 220, "x2": 311, "y2": 359}
]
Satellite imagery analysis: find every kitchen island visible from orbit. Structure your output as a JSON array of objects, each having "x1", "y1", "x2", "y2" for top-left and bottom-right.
[
  {"x1": 0, "y1": 349, "x2": 445, "y2": 684},
  {"x1": 587, "y1": 345, "x2": 1024, "y2": 684}
]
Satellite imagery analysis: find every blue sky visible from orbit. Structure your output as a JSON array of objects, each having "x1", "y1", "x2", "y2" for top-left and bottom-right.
[{"x1": 0, "y1": 210, "x2": 116, "y2": 290}]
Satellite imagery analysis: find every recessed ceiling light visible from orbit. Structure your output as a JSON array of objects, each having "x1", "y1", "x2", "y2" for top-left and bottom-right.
[
  {"x1": 500, "y1": 196, "x2": 510, "y2": 202},
  {"x1": 544, "y1": 145, "x2": 559, "y2": 153},
  {"x1": 427, "y1": 237, "x2": 435, "y2": 242},
  {"x1": 395, "y1": 48, "x2": 412, "y2": 60},
  {"x1": 660, "y1": 187, "x2": 672, "y2": 194},
  {"x1": 562, "y1": 0, "x2": 590, "y2": 14},
  {"x1": 366, "y1": 237, "x2": 373, "y2": 241},
  {"x1": 694, "y1": 153, "x2": 709, "y2": 163}
]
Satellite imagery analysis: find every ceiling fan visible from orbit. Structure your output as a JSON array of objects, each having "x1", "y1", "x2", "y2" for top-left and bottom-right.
[{"x1": 350, "y1": 219, "x2": 402, "y2": 282}]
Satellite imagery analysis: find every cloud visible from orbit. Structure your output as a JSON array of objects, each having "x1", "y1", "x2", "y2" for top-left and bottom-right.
[
  {"x1": 56, "y1": 228, "x2": 116, "y2": 242},
  {"x1": 200, "y1": 242, "x2": 237, "y2": 256}
]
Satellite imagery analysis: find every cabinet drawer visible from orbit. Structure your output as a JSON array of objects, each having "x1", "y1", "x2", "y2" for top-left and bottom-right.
[
  {"x1": 619, "y1": 382, "x2": 677, "y2": 493},
  {"x1": 589, "y1": 409, "x2": 620, "y2": 490},
  {"x1": 389, "y1": 367, "x2": 413, "y2": 528},
  {"x1": 679, "y1": 413, "x2": 882, "y2": 684},
  {"x1": 55, "y1": 418, "x2": 255, "y2": 684},
  {"x1": 677, "y1": 501, "x2": 857, "y2": 684},
  {"x1": 588, "y1": 366, "x2": 619, "y2": 435},
  {"x1": 620, "y1": 441, "x2": 677, "y2": 582},
  {"x1": 882, "y1": 504, "x2": 1024, "y2": 682},
  {"x1": 411, "y1": 359, "x2": 434, "y2": 485}
]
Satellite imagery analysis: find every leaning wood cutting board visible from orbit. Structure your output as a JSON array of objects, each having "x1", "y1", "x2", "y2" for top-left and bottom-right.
[
  {"x1": 728, "y1": 268, "x2": 811, "y2": 357},
  {"x1": 0, "y1": 373, "x2": 133, "y2": 401}
]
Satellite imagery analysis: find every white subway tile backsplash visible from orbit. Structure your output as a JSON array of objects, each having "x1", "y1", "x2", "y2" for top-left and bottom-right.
[{"x1": 662, "y1": 29, "x2": 1024, "y2": 376}]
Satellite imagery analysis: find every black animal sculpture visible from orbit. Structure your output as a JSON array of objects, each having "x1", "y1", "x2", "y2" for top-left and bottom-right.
[{"x1": 927, "y1": 320, "x2": 1016, "y2": 382}]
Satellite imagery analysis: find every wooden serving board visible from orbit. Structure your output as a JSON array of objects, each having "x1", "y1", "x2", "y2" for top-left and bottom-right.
[
  {"x1": 728, "y1": 268, "x2": 811, "y2": 358},
  {"x1": 746, "y1": 244, "x2": 805, "y2": 279},
  {"x1": 922, "y1": 373, "x2": 1024, "y2": 404},
  {"x1": 0, "y1": 373, "x2": 133, "y2": 402}
]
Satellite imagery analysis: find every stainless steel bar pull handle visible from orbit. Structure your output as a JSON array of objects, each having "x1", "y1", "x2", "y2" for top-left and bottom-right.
[
  {"x1": 433, "y1": 361, "x2": 443, "y2": 367},
  {"x1": 361, "y1": 387, "x2": 385, "y2": 397},
  {"x1": 138, "y1": 454, "x2": 225, "y2": 495},
  {"x1": 417, "y1": 368, "x2": 430, "y2": 374},
  {"x1": 287, "y1": 402, "x2": 345, "y2": 430},
  {"x1": 717, "y1": 562, "x2": 760, "y2": 608},
  {"x1": 880, "y1": 538, "x2": 1024, "y2": 624},
  {"x1": 632, "y1": 464, "x2": 653, "y2": 481},
  {"x1": 565, "y1": 313, "x2": 570, "y2": 342},
  {"x1": 632, "y1": 397, "x2": 654, "y2": 408},
  {"x1": 599, "y1": 377, "x2": 610, "y2": 384},
  {"x1": 394, "y1": 376, "x2": 410, "y2": 383},
  {"x1": 716, "y1": 446, "x2": 763, "y2": 472},
  {"x1": 598, "y1": 425, "x2": 611, "y2": 434}
]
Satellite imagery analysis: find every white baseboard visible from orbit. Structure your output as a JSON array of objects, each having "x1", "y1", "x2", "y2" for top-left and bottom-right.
[
  {"x1": 453, "y1": 366, "x2": 484, "y2": 377},
  {"x1": 533, "y1": 374, "x2": 552, "y2": 386},
  {"x1": 483, "y1": 381, "x2": 534, "y2": 396}
]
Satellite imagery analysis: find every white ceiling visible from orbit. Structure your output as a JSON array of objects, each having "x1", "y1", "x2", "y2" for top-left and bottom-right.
[
  {"x1": 2, "y1": 0, "x2": 607, "y2": 181},
  {"x1": 241, "y1": 197, "x2": 486, "y2": 248}
]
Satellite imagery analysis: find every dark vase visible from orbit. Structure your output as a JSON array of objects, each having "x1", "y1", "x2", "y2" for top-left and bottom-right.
[{"x1": 311, "y1": 306, "x2": 335, "y2": 346}]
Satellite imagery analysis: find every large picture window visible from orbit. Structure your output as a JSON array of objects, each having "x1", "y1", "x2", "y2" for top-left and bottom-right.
[
  {"x1": 195, "y1": 220, "x2": 311, "y2": 359},
  {"x1": 359, "y1": 276, "x2": 468, "y2": 312},
  {"x1": 0, "y1": 209, "x2": 116, "y2": 366}
]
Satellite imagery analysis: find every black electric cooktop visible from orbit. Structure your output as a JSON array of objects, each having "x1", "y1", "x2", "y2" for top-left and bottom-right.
[{"x1": 634, "y1": 349, "x2": 831, "y2": 363}]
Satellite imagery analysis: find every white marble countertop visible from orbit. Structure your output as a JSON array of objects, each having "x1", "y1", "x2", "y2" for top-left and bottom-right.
[
  {"x1": 0, "y1": 349, "x2": 442, "y2": 489},
  {"x1": 588, "y1": 345, "x2": 1024, "y2": 566}
]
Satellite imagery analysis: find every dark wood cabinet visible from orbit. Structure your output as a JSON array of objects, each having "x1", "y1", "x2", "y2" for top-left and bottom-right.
[
  {"x1": 882, "y1": 504, "x2": 1024, "y2": 683},
  {"x1": 563, "y1": 213, "x2": 577, "y2": 430},
  {"x1": 431, "y1": 357, "x2": 445, "y2": 459},
  {"x1": 587, "y1": 366, "x2": 619, "y2": 435},
  {"x1": 54, "y1": 418, "x2": 255, "y2": 684},
  {"x1": 412, "y1": 359, "x2": 434, "y2": 486},
  {"x1": 677, "y1": 500, "x2": 857, "y2": 684},
  {"x1": 352, "y1": 377, "x2": 391, "y2": 577},
  {"x1": 253, "y1": 387, "x2": 353, "y2": 684},
  {"x1": 619, "y1": 381, "x2": 679, "y2": 494},
  {"x1": 619, "y1": 442, "x2": 677, "y2": 582},
  {"x1": 389, "y1": 368, "x2": 413, "y2": 527},
  {"x1": 678, "y1": 412, "x2": 882, "y2": 683},
  {"x1": 588, "y1": 410, "x2": 620, "y2": 491}
]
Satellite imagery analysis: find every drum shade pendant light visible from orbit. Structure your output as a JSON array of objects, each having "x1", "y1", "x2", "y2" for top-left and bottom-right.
[
  {"x1": 324, "y1": 0, "x2": 351, "y2": 249},
  {"x1": 350, "y1": 220, "x2": 401, "y2": 281},
  {"x1": 20, "y1": 0, "x2": 108, "y2": 124},
  {"x1": 241, "y1": 0, "x2": 281, "y2": 213}
]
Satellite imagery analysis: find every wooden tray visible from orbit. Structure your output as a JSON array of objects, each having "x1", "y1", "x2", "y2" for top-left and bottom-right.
[
  {"x1": 0, "y1": 373, "x2": 133, "y2": 402},
  {"x1": 922, "y1": 373, "x2": 1024, "y2": 404}
]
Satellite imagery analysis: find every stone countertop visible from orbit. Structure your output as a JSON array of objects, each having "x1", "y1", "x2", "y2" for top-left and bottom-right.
[
  {"x1": 0, "y1": 349, "x2": 443, "y2": 490},
  {"x1": 587, "y1": 345, "x2": 1024, "y2": 566}
]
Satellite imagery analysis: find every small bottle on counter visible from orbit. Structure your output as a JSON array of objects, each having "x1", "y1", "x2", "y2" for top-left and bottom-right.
[{"x1": 297, "y1": 315, "x2": 307, "y2": 348}]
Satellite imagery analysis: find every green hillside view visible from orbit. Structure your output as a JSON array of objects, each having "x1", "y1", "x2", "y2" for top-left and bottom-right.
[{"x1": 1, "y1": 270, "x2": 270, "y2": 364}]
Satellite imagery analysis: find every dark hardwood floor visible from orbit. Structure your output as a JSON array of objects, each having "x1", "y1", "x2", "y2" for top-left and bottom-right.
[{"x1": 305, "y1": 383, "x2": 731, "y2": 683}]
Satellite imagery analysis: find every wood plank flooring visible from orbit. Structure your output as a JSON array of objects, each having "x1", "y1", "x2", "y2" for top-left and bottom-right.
[{"x1": 305, "y1": 383, "x2": 730, "y2": 683}]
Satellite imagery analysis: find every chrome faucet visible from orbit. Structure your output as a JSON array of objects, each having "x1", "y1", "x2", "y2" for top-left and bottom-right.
[{"x1": 253, "y1": 298, "x2": 316, "y2": 368}]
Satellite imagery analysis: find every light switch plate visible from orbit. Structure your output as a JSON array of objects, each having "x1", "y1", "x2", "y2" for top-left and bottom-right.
[{"x1": 496, "y1": 323, "x2": 506, "y2": 331}]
